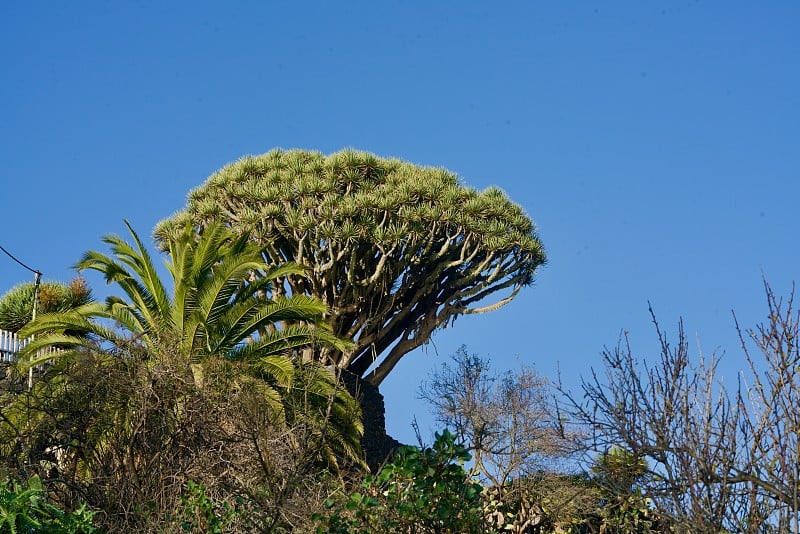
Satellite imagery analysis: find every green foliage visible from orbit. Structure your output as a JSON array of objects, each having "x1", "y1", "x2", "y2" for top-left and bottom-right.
[
  {"x1": 1, "y1": 339, "x2": 355, "y2": 532},
  {"x1": 588, "y1": 448, "x2": 657, "y2": 533},
  {"x1": 17, "y1": 221, "x2": 362, "y2": 467},
  {"x1": 314, "y1": 429, "x2": 491, "y2": 533},
  {"x1": 0, "y1": 277, "x2": 92, "y2": 332},
  {"x1": 0, "y1": 475, "x2": 99, "y2": 533},
  {"x1": 0, "y1": 221, "x2": 367, "y2": 531},
  {"x1": 177, "y1": 481, "x2": 248, "y2": 533},
  {"x1": 591, "y1": 448, "x2": 648, "y2": 499},
  {"x1": 1, "y1": 348, "x2": 217, "y2": 530},
  {"x1": 156, "y1": 149, "x2": 546, "y2": 385},
  {"x1": 19, "y1": 221, "x2": 346, "y2": 370}
]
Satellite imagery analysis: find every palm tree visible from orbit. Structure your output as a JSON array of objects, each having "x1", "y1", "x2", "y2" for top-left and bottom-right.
[{"x1": 17, "y1": 221, "x2": 362, "y2": 463}]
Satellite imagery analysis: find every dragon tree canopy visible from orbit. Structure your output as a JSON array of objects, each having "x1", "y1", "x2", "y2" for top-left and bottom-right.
[{"x1": 156, "y1": 149, "x2": 545, "y2": 386}]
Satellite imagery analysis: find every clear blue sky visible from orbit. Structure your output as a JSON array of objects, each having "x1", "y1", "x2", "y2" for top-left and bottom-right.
[{"x1": 2, "y1": 2, "x2": 798, "y2": 445}]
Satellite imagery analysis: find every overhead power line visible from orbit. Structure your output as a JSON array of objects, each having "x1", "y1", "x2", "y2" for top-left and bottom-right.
[{"x1": 0, "y1": 244, "x2": 41, "y2": 275}]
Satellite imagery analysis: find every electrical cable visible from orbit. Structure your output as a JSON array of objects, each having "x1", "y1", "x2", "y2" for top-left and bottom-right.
[{"x1": 0, "y1": 244, "x2": 41, "y2": 275}]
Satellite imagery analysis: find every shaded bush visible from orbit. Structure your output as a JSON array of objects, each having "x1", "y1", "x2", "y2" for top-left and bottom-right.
[
  {"x1": 315, "y1": 429, "x2": 491, "y2": 533},
  {"x1": 0, "y1": 341, "x2": 360, "y2": 532}
]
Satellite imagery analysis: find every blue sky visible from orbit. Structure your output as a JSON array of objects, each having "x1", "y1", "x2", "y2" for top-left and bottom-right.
[{"x1": 2, "y1": 1, "x2": 798, "y2": 445}]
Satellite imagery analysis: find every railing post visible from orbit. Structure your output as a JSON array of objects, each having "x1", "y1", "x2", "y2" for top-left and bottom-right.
[{"x1": 0, "y1": 329, "x2": 22, "y2": 363}]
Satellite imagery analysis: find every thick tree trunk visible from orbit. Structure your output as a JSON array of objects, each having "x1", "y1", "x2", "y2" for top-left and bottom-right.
[{"x1": 339, "y1": 370, "x2": 401, "y2": 472}]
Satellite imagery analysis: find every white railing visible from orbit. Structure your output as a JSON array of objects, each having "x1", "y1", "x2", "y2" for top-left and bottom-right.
[
  {"x1": 0, "y1": 328, "x2": 28, "y2": 362},
  {"x1": 0, "y1": 328, "x2": 61, "y2": 372}
]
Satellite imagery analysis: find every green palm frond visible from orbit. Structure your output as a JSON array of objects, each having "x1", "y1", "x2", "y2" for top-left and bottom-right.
[
  {"x1": 105, "y1": 297, "x2": 148, "y2": 339},
  {"x1": 19, "y1": 304, "x2": 119, "y2": 343},
  {"x1": 193, "y1": 257, "x2": 265, "y2": 324},
  {"x1": 224, "y1": 296, "x2": 329, "y2": 339},
  {"x1": 248, "y1": 355, "x2": 296, "y2": 388},
  {"x1": 282, "y1": 362, "x2": 364, "y2": 468},
  {"x1": 118, "y1": 220, "x2": 172, "y2": 320},
  {"x1": 18, "y1": 218, "x2": 364, "y2": 466},
  {"x1": 233, "y1": 372, "x2": 286, "y2": 420},
  {"x1": 18, "y1": 344, "x2": 84, "y2": 369},
  {"x1": 77, "y1": 241, "x2": 170, "y2": 334},
  {"x1": 226, "y1": 324, "x2": 344, "y2": 363}
]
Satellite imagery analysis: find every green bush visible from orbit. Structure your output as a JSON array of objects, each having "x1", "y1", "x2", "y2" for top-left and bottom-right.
[
  {"x1": 589, "y1": 448, "x2": 657, "y2": 533},
  {"x1": 314, "y1": 429, "x2": 492, "y2": 533},
  {"x1": 176, "y1": 481, "x2": 249, "y2": 533},
  {"x1": 0, "y1": 475, "x2": 99, "y2": 533}
]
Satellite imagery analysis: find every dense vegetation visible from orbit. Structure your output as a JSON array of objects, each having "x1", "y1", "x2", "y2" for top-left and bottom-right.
[{"x1": 1, "y1": 150, "x2": 798, "y2": 532}]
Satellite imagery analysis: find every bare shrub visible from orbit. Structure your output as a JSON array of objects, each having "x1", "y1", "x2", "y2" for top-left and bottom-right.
[
  {"x1": 419, "y1": 346, "x2": 586, "y2": 531},
  {"x1": 563, "y1": 282, "x2": 800, "y2": 533}
]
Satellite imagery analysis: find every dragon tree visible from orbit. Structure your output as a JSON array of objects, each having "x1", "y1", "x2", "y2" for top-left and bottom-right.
[{"x1": 156, "y1": 149, "x2": 545, "y2": 386}]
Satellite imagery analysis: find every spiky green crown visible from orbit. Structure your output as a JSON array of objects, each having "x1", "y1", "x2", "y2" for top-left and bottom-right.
[
  {"x1": 156, "y1": 149, "x2": 544, "y2": 269},
  {"x1": 0, "y1": 278, "x2": 92, "y2": 333}
]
